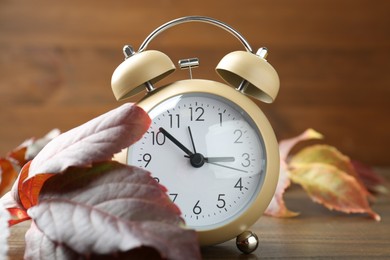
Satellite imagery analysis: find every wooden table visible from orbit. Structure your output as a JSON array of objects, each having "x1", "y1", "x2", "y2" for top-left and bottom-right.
[{"x1": 7, "y1": 171, "x2": 390, "y2": 259}]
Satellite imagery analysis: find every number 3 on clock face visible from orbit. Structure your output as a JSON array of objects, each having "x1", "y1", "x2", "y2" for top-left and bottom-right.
[{"x1": 127, "y1": 81, "x2": 272, "y2": 236}]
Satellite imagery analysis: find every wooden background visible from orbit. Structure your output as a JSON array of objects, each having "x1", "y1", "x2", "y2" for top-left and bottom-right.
[{"x1": 0, "y1": 0, "x2": 389, "y2": 166}]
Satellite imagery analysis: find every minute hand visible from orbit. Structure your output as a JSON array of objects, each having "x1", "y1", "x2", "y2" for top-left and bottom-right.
[{"x1": 159, "y1": 127, "x2": 193, "y2": 156}]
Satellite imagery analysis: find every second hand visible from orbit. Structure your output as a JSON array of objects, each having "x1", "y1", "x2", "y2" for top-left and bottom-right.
[{"x1": 207, "y1": 162, "x2": 248, "y2": 173}]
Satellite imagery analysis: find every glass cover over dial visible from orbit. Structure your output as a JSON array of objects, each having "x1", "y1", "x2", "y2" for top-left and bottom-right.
[{"x1": 128, "y1": 93, "x2": 266, "y2": 230}]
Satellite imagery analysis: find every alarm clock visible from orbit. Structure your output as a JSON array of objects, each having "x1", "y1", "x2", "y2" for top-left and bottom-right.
[{"x1": 111, "y1": 16, "x2": 280, "y2": 253}]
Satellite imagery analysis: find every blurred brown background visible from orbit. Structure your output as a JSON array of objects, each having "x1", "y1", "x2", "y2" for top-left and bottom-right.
[{"x1": 0, "y1": 0, "x2": 389, "y2": 166}]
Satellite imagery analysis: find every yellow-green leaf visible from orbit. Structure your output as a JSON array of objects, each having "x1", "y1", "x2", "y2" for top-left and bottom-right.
[
  {"x1": 289, "y1": 163, "x2": 380, "y2": 221},
  {"x1": 279, "y1": 129, "x2": 323, "y2": 160},
  {"x1": 289, "y1": 144, "x2": 371, "y2": 197},
  {"x1": 290, "y1": 145, "x2": 354, "y2": 175}
]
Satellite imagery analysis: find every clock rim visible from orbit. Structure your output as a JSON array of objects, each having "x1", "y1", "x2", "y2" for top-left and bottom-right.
[{"x1": 115, "y1": 79, "x2": 279, "y2": 246}]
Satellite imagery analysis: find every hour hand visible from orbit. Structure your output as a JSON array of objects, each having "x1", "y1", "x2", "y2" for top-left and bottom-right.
[
  {"x1": 159, "y1": 127, "x2": 193, "y2": 156},
  {"x1": 205, "y1": 157, "x2": 235, "y2": 163}
]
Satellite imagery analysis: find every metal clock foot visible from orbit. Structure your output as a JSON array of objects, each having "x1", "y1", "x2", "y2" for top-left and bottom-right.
[{"x1": 236, "y1": 231, "x2": 259, "y2": 254}]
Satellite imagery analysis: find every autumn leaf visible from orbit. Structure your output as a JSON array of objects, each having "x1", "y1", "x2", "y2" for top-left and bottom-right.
[
  {"x1": 0, "y1": 201, "x2": 10, "y2": 259},
  {"x1": 28, "y1": 104, "x2": 150, "y2": 178},
  {"x1": 1, "y1": 104, "x2": 150, "y2": 224},
  {"x1": 266, "y1": 129, "x2": 381, "y2": 221},
  {"x1": 289, "y1": 144, "x2": 370, "y2": 197},
  {"x1": 288, "y1": 144, "x2": 380, "y2": 221},
  {"x1": 14, "y1": 103, "x2": 151, "y2": 212},
  {"x1": 25, "y1": 222, "x2": 163, "y2": 260},
  {"x1": 265, "y1": 129, "x2": 323, "y2": 217},
  {"x1": 25, "y1": 222, "x2": 80, "y2": 259},
  {"x1": 352, "y1": 160, "x2": 388, "y2": 195},
  {"x1": 264, "y1": 161, "x2": 299, "y2": 218},
  {"x1": 1, "y1": 103, "x2": 201, "y2": 259},
  {"x1": 0, "y1": 129, "x2": 60, "y2": 197},
  {"x1": 6, "y1": 129, "x2": 60, "y2": 172},
  {"x1": 0, "y1": 159, "x2": 18, "y2": 197},
  {"x1": 289, "y1": 163, "x2": 380, "y2": 221},
  {"x1": 0, "y1": 129, "x2": 60, "y2": 225},
  {"x1": 26, "y1": 161, "x2": 200, "y2": 260}
]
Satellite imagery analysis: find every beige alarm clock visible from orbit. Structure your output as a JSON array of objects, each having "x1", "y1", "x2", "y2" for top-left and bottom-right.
[{"x1": 111, "y1": 16, "x2": 280, "y2": 253}]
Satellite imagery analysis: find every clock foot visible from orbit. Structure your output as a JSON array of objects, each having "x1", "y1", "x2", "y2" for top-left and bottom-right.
[{"x1": 236, "y1": 231, "x2": 259, "y2": 254}]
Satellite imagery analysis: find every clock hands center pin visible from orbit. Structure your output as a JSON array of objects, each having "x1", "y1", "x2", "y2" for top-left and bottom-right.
[
  {"x1": 159, "y1": 127, "x2": 204, "y2": 168},
  {"x1": 187, "y1": 126, "x2": 239, "y2": 168}
]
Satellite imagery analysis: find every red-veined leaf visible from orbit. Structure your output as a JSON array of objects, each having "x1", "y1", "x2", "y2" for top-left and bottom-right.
[
  {"x1": 6, "y1": 129, "x2": 60, "y2": 172},
  {"x1": 1, "y1": 129, "x2": 60, "y2": 219},
  {"x1": 0, "y1": 159, "x2": 18, "y2": 196},
  {"x1": 1, "y1": 159, "x2": 30, "y2": 225},
  {"x1": 7, "y1": 207, "x2": 30, "y2": 226},
  {"x1": 16, "y1": 161, "x2": 54, "y2": 210},
  {"x1": 13, "y1": 103, "x2": 150, "y2": 211},
  {"x1": 27, "y1": 104, "x2": 150, "y2": 178},
  {"x1": 24, "y1": 129, "x2": 61, "y2": 162},
  {"x1": 288, "y1": 163, "x2": 380, "y2": 221},
  {"x1": 25, "y1": 223, "x2": 163, "y2": 260},
  {"x1": 0, "y1": 191, "x2": 29, "y2": 225},
  {"x1": 25, "y1": 222, "x2": 80, "y2": 260},
  {"x1": 26, "y1": 161, "x2": 200, "y2": 259},
  {"x1": 6, "y1": 146, "x2": 28, "y2": 170}
]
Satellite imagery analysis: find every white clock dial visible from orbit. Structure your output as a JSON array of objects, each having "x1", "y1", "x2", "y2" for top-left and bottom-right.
[{"x1": 128, "y1": 93, "x2": 266, "y2": 230}]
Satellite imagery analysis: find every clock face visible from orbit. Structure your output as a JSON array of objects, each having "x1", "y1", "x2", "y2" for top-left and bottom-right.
[{"x1": 128, "y1": 93, "x2": 266, "y2": 230}]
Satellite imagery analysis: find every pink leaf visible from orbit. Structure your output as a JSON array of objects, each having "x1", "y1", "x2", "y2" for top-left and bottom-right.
[
  {"x1": 26, "y1": 162, "x2": 200, "y2": 259},
  {"x1": 6, "y1": 129, "x2": 60, "y2": 171},
  {"x1": 0, "y1": 129, "x2": 60, "y2": 220},
  {"x1": 25, "y1": 129, "x2": 61, "y2": 162},
  {"x1": 28, "y1": 103, "x2": 150, "y2": 178},
  {"x1": 25, "y1": 222, "x2": 79, "y2": 260},
  {"x1": 12, "y1": 103, "x2": 150, "y2": 211}
]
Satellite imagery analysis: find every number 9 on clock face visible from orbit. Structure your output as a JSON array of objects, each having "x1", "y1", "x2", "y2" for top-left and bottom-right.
[{"x1": 127, "y1": 92, "x2": 267, "y2": 231}]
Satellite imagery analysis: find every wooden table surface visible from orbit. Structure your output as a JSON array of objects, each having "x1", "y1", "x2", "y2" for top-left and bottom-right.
[{"x1": 7, "y1": 170, "x2": 390, "y2": 259}]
